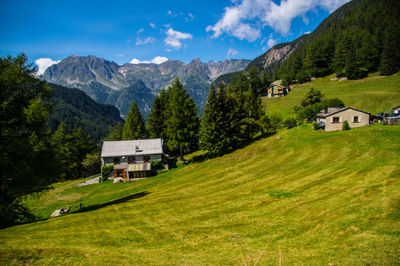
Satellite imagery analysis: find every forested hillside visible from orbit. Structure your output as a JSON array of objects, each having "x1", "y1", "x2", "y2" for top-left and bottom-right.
[
  {"x1": 48, "y1": 83, "x2": 123, "y2": 142},
  {"x1": 275, "y1": 0, "x2": 400, "y2": 84}
]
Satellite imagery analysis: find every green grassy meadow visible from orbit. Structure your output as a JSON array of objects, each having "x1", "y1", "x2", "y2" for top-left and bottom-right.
[
  {"x1": 264, "y1": 72, "x2": 400, "y2": 119},
  {"x1": 1, "y1": 123, "x2": 400, "y2": 265}
]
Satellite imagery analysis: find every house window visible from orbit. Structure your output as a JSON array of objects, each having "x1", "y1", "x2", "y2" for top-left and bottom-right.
[
  {"x1": 353, "y1": 116, "x2": 360, "y2": 123},
  {"x1": 113, "y1": 157, "x2": 120, "y2": 164},
  {"x1": 128, "y1": 156, "x2": 136, "y2": 164},
  {"x1": 143, "y1": 155, "x2": 150, "y2": 163},
  {"x1": 332, "y1": 117, "x2": 340, "y2": 123}
]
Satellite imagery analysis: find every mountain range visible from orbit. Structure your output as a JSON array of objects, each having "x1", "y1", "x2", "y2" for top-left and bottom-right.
[{"x1": 42, "y1": 56, "x2": 250, "y2": 117}]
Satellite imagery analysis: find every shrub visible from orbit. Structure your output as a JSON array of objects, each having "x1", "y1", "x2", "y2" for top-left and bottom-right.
[
  {"x1": 100, "y1": 165, "x2": 113, "y2": 182},
  {"x1": 270, "y1": 113, "x2": 283, "y2": 131},
  {"x1": 283, "y1": 118, "x2": 297, "y2": 129},
  {"x1": 313, "y1": 122, "x2": 321, "y2": 130},
  {"x1": 151, "y1": 159, "x2": 163, "y2": 169},
  {"x1": 342, "y1": 120, "x2": 351, "y2": 130},
  {"x1": 325, "y1": 98, "x2": 345, "y2": 108}
]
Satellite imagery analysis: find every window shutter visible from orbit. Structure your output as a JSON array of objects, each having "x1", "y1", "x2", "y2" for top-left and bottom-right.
[
  {"x1": 359, "y1": 116, "x2": 362, "y2": 122},
  {"x1": 339, "y1": 117, "x2": 342, "y2": 122},
  {"x1": 331, "y1": 117, "x2": 333, "y2": 123}
]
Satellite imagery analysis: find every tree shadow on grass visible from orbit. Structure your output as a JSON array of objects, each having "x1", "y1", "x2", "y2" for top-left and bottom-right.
[{"x1": 72, "y1": 191, "x2": 150, "y2": 214}]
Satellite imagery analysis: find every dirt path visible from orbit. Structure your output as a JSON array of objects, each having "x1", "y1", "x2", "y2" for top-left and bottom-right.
[{"x1": 77, "y1": 177, "x2": 99, "y2": 187}]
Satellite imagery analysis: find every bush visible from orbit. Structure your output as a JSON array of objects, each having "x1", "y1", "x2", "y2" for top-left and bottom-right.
[
  {"x1": 283, "y1": 118, "x2": 297, "y2": 129},
  {"x1": 342, "y1": 120, "x2": 351, "y2": 130},
  {"x1": 100, "y1": 165, "x2": 113, "y2": 182},
  {"x1": 313, "y1": 122, "x2": 321, "y2": 130},
  {"x1": 325, "y1": 98, "x2": 345, "y2": 108},
  {"x1": 82, "y1": 152, "x2": 100, "y2": 177},
  {"x1": 151, "y1": 159, "x2": 163, "y2": 169},
  {"x1": 270, "y1": 113, "x2": 283, "y2": 131}
]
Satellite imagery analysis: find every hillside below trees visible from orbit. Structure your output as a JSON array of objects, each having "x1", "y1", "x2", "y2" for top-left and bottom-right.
[{"x1": 2, "y1": 124, "x2": 399, "y2": 264}]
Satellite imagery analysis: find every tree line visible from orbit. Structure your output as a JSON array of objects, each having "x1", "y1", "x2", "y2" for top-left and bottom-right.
[
  {"x1": 109, "y1": 68, "x2": 277, "y2": 158},
  {"x1": 275, "y1": 0, "x2": 400, "y2": 85},
  {"x1": 0, "y1": 55, "x2": 100, "y2": 227}
]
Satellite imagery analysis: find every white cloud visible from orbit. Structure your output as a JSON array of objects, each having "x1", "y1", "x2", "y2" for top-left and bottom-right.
[
  {"x1": 164, "y1": 28, "x2": 193, "y2": 49},
  {"x1": 129, "y1": 56, "x2": 168, "y2": 65},
  {"x1": 35, "y1": 58, "x2": 60, "y2": 75},
  {"x1": 207, "y1": 0, "x2": 350, "y2": 40},
  {"x1": 227, "y1": 48, "x2": 238, "y2": 59},
  {"x1": 135, "y1": 28, "x2": 156, "y2": 45},
  {"x1": 185, "y1": 12, "x2": 195, "y2": 22},
  {"x1": 136, "y1": 36, "x2": 156, "y2": 45},
  {"x1": 149, "y1": 22, "x2": 156, "y2": 28},
  {"x1": 267, "y1": 34, "x2": 277, "y2": 48}
]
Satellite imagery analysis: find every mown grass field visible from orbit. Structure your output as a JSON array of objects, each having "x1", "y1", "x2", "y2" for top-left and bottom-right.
[
  {"x1": 1, "y1": 124, "x2": 399, "y2": 265},
  {"x1": 263, "y1": 72, "x2": 400, "y2": 119}
]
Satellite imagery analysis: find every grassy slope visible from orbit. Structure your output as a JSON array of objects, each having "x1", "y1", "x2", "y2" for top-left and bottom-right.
[
  {"x1": 1, "y1": 124, "x2": 399, "y2": 265},
  {"x1": 263, "y1": 72, "x2": 400, "y2": 119}
]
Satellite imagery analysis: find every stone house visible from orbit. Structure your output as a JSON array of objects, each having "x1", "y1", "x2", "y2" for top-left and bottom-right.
[
  {"x1": 316, "y1": 107, "x2": 370, "y2": 131},
  {"x1": 101, "y1": 138, "x2": 164, "y2": 181}
]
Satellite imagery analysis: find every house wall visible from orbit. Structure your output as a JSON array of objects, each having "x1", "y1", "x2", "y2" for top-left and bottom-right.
[
  {"x1": 324, "y1": 109, "x2": 370, "y2": 131},
  {"x1": 102, "y1": 154, "x2": 162, "y2": 166}
]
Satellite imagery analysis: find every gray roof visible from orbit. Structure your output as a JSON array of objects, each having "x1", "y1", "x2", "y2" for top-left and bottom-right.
[
  {"x1": 101, "y1": 138, "x2": 163, "y2": 158},
  {"x1": 317, "y1": 107, "x2": 370, "y2": 118}
]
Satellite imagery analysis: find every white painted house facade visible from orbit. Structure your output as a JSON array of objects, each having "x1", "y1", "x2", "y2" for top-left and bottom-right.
[
  {"x1": 316, "y1": 107, "x2": 370, "y2": 131},
  {"x1": 101, "y1": 138, "x2": 164, "y2": 180}
]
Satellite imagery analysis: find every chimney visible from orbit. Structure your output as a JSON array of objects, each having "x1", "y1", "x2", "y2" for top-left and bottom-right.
[{"x1": 324, "y1": 107, "x2": 328, "y2": 114}]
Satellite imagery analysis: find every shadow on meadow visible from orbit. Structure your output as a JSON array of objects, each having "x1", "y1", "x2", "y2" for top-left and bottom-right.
[{"x1": 73, "y1": 191, "x2": 150, "y2": 214}]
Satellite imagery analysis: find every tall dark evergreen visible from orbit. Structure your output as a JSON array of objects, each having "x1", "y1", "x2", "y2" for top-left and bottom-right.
[
  {"x1": 51, "y1": 122, "x2": 96, "y2": 180},
  {"x1": 380, "y1": 19, "x2": 400, "y2": 75},
  {"x1": 0, "y1": 54, "x2": 60, "y2": 227},
  {"x1": 106, "y1": 121, "x2": 124, "y2": 141},
  {"x1": 147, "y1": 89, "x2": 168, "y2": 139},
  {"x1": 165, "y1": 78, "x2": 199, "y2": 159},
  {"x1": 122, "y1": 101, "x2": 147, "y2": 140}
]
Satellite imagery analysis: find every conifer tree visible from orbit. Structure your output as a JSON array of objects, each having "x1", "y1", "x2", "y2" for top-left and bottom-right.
[
  {"x1": 122, "y1": 100, "x2": 147, "y2": 140},
  {"x1": 380, "y1": 20, "x2": 400, "y2": 75},
  {"x1": 200, "y1": 83, "x2": 223, "y2": 155},
  {"x1": 165, "y1": 78, "x2": 199, "y2": 159},
  {"x1": 147, "y1": 89, "x2": 168, "y2": 139},
  {"x1": 107, "y1": 121, "x2": 124, "y2": 141}
]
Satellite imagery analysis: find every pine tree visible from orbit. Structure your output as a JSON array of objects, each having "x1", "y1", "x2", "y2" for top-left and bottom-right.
[
  {"x1": 147, "y1": 89, "x2": 168, "y2": 139},
  {"x1": 51, "y1": 122, "x2": 80, "y2": 180},
  {"x1": 122, "y1": 101, "x2": 147, "y2": 140},
  {"x1": 380, "y1": 20, "x2": 400, "y2": 75},
  {"x1": 200, "y1": 83, "x2": 224, "y2": 155},
  {"x1": 165, "y1": 78, "x2": 199, "y2": 159},
  {"x1": 107, "y1": 121, "x2": 124, "y2": 141},
  {"x1": 0, "y1": 54, "x2": 60, "y2": 226}
]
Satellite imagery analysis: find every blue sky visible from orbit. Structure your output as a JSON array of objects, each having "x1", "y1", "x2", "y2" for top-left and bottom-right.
[{"x1": 0, "y1": 0, "x2": 349, "y2": 72}]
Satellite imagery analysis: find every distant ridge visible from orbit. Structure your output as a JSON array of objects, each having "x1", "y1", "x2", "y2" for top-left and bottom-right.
[
  {"x1": 48, "y1": 83, "x2": 124, "y2": 142},
  {"x1": 42, "y1": 56, "x2": 250, "y2": 116}
]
